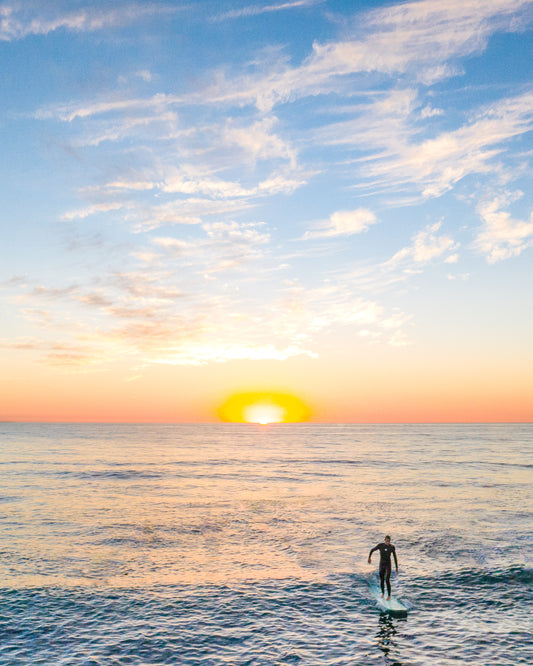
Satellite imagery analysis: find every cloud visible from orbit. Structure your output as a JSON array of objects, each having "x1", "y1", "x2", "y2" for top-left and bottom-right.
[
  {"x1": 32, "y1": 0, "x2": 532, "y2": 233},
  {"x1": 275, "y1": 279, "x2": 411, "y2": 347},
  {"x1": 212, "y1": 0, "x2": 321, "y2": 22},
  {"x1": 0, "y1": 3, "x2": 177, "y2": 42},
  {"x1": 338, "y1": 221, "x2": 460, "y2": 297},
  {"x1": 35, "y1": 0, "x2": 526, "y2": 119},
  {"x1": 27, "y1": 285, "x2": 79, "y2": 300},
  {"x1": 74, "y1": 111, "x2": 180, "y2": 148},
  {"x1": 77, "y1": 292, "x2": 113, "y2": 308},
  {"x1": 474, "y1": 193, "x2": 533, "y2": 262},
  {"x1": 420, "y1": 105, "x2": 444, "y2": 119},
  {"x1": 61, "y1": 201, "x2": 131, "y2": 221},
  {"x1": 107, "y1": 180, "x2": 156, "y2": 192},
  {"x1": 257, "y1": 173, "x2": 309, "y2": 194},
  {"x1": 132, "y1": 197, "x2": 253, "y2": 231},
  {"x1": 35, "y1": 92, "x2": 182, "y2": 123},
  {"x1": 224, "y1": 117, "x2": 297, "y2": 166},
  {"x1": 320, "y1": 87, "x2": 419, "y2": 150},
  {"x1": 46, "y1": 102, "x2": 307, "y2": 232},
  {"x1": 7, "y1": 0, "x2": 533, "y2": 379},
  {"x1": 44, "y1": 351, "x2": 103, "y2": 367},
  {"x1": 0, "y1": 335, "x2": 105, "y2": 368},
  {"x1": 152, "y1": 220, "x2": 272, "y2": 274},
  {"x1": 60, "y1": 190, "x2": 256, "y2": 230},
  {"x1": 33, "y1": 0, "x2": 533, "y2": 124},
  {"x1": 320, "y1": 89, "x2": 533, "y2": 200},
  {"x1": 303, "y1": 208, "x2": 378, "y2": 240},
  {"x1": 135, "y1": 69, "x2": 153, "y2": 83},
  {"x1": 0, "y1": 275, "x2": 27, "y2": 288},
  {"x1": 3, "y1": 204, "x2": 410, "y2": 369},
  {"x1": 192, "y1": 0, "x2": 533, "y2": 111},
  {"x1": 356, "y1": 0, "x2": 531, "y2": 80},
  {"x1": 152, "y1": 237, "x2": 195, "y2": 253},
  {"x1": 73, "y1": 166, "x2": 307, "y2": 231},
  {"x1": 151, "y1": 342, "x2": 316, "y2": 366},
  {"x1": 107, "y1": 271, "x2": 185, "y2": 301},
  {"x1": 161, "y1": 168, "x2": 251, "y2": 198},
  {"x1": 388, "y1": 222, "x2": 458, "y2": 265},
  {"x1": 204, "y1": 220, "x2": 270, "y2": 246},
  {"x1": 444, "y1": 254, "x2": 459, "y2": 264}
]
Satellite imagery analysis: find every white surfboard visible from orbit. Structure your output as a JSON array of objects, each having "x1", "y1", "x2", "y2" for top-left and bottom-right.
[{"x1": 368, "y1": 576, "x2": 408, "y2": 615}]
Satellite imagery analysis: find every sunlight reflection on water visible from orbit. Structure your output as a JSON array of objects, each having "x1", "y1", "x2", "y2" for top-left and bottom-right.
[{"x1": 0, "y1": 423, "x2": 531, "y2": 589}]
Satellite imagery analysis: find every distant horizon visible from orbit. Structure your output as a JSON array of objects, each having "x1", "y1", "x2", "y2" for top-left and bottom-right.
[{"x1": 3, "y1": 419, "x2": 532, "y2": 425}]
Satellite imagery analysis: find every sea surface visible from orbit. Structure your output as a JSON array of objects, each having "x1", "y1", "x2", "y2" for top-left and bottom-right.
[{"x1": 0, "y1": 423, "x2": 531, "y2": 665}]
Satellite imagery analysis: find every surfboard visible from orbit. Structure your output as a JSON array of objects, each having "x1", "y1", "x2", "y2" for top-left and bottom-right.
[{"x1": 367, "y1": 577, "x2": 408, "y2": 615}]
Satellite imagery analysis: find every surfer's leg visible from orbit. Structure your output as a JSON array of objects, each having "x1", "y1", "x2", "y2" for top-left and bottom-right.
[
  {"x1": 379, "y1": 564, "x2": 386, "y2": 596},
  {"x1": 385, "y1": 565, "x2": 391, "y2": 599}
]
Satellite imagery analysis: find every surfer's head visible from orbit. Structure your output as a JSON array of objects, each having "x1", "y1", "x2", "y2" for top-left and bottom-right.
[{"x1": 384, "y1": 535, "x2": 391, "y2": 544}]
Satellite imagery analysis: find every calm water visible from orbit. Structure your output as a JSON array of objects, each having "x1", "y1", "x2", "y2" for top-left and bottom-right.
[{"x1": 0, "y1": 423, "x2": 531, "y2": 664}]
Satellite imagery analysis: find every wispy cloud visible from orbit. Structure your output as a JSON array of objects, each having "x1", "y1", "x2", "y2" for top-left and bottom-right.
[
  {"x1": 0, "y1": 3, "x2": 177, "y2": 42},
  {"x1": 61, "y1": 201, "x2": 132, "y2": 222},
  {"x1": 131, "y1": 198, "x2": 255, "y2": 232},
  {"x1": 193, "y1": 0, "x2": 533, "y2": 110},
  {"x1": 337, "y1": 221, "x2": 460, "y2": 297},
  {"x1": 39, "y1": 97, "x2": 306, "y2": 232},
  {"x1": 148, "y1": 220, "x2": 274, "y2": 278},
  {"x1": 35, "y1": 93, "x2": 183, "y2": 123},
  {"x1": 1, "y1": 203, "x2": 412, "y2": 368},
  {"x1": 65, "y1": 165, "x2": 308, "y2": 231},
  {"x1": 319, "y1": 89, "x2": 533, "y2": 200},
  {"x1": 35, "y1": 0, "x2": 530, "y2": 120},
  {"x1": 0, "y1": 215, "x2": 295, "y2": 367},
  {"x1": 212, "y1": 0, "x2": 321, "y2": 22},
  {"x1": 276, "y1": 280, "x2": 411, "y2": 346},
  {"x1": 74, "y1": 112, "x2": 180, "y2": 148},
  {"x1": 5, "y1": 0, "x2": 533, "y2": 382},
  {"x1": 0, "y1": 336, "x2": 105, "y2": 368},
  {"x1": 34, "y1": 0, "x2": 532, "y2": 233}
]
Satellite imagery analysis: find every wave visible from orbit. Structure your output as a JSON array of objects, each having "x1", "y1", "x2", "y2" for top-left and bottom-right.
[{"x1": 0, "y1": 568, "x2": 531, "y2": 664}]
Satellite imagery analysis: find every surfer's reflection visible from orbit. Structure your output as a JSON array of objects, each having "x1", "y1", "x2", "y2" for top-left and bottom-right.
[{"x1": 375, "y1": 613, "x2": 404, "y2": 665}]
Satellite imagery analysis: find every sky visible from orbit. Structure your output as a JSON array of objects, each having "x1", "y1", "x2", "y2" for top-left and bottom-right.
[{"x1": 1, "y1": 0, "x2": 533, "y2": 422}]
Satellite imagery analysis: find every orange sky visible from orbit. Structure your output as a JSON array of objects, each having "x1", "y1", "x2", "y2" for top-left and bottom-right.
[{"x1": 2, "y1": 351, "x2": 532, "y2": 423}]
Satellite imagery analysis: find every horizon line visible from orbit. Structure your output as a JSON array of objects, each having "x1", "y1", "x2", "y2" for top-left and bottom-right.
[{"x1": 1, "y1": 420, "x2": 532, "y2": 425}]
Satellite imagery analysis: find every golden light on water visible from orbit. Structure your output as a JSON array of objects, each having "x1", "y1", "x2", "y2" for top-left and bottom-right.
[{"x1": 218, "y1": 391, "x2": 311, "y2": 424}]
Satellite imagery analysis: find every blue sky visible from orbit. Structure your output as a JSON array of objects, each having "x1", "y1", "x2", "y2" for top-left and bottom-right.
[{"x1": 1, "y1": 0, "x2": 533, "y2": 421}]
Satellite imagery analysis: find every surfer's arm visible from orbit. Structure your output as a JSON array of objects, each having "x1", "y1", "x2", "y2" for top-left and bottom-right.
[
  {"x1": 392, "y1": 547, "x2": 398, "y2": 570},
  {"x1": 368, "y1": 545, "x2": 378, "y2": 563}
]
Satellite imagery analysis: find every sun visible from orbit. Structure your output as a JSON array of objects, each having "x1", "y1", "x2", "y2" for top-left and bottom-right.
[
  {"x1": 243, "y1": 402, "x2": 286, "y2": 425},
  {"x1": 217, "y1": 391, "x2": 311, "y2": 424}
]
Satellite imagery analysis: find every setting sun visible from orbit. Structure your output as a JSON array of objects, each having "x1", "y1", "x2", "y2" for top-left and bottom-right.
[{"x1": 217, "y1": 392, "x2": 311, "y2": 424}]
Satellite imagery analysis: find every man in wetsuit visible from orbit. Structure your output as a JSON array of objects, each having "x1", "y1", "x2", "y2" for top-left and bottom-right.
[{"x1": 368, "y1": 535, "x2": 398, "y2": 600}]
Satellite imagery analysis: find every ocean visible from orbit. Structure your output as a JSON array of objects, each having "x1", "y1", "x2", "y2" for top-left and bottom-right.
[{"x1": 0, "y1": 423, "x2": 531, "y2": 665}]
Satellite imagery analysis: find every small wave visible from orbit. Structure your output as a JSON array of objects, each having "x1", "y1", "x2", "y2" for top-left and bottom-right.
[
  {"x1": 76, "y1": 469, "x2": 163, "y2": 480},
  {"x1": 0, "y1": 573, "x2": 530, "y2": 664},
  {"x1": 420, "y1": 564, "x2": 533, "y2": 586}
]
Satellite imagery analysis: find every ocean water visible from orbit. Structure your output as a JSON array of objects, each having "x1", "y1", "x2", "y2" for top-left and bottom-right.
[{"x1": 0, "y1": 423, "x2": 531, "y2": 665}]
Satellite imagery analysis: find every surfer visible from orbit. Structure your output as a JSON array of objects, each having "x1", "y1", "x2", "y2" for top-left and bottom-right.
[{"x1": 368, "y1": 535, "x2": 398, "y2": 600}]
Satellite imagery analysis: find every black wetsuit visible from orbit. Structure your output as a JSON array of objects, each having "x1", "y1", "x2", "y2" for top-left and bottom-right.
[{"x1": 369, "y1": 542, "x2": 398, "y2": 596}]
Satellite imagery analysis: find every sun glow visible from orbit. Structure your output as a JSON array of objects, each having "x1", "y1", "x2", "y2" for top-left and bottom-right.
[{"x1": 218, "y1": 391, "x2": 311, "y2": 424}]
